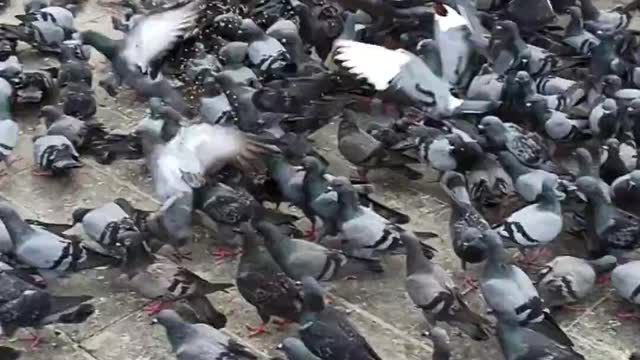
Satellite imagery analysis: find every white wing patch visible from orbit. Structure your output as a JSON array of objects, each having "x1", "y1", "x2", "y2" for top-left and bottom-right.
[
  {"x1": 333, "y1": 40, "x2": 412, "y2": 91},
  {"x1": 435, "y1": 5, "x2": 469, "y2": 31},
  {"x1": 122, "y1": 1, "x2": 200, "y2": 73}
]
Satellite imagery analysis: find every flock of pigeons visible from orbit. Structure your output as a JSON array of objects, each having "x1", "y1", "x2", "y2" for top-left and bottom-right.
[{"x1": 3, "y1": 0, "x2": 640, "y2": 358}]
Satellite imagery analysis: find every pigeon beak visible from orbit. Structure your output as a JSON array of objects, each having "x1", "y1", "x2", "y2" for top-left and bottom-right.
[
  {"x1": 477, "y1": 124, "x2": 485, "y2": 133},
  {"x1": 324, "y1": 186, "x2": 334, "y2": 194},
  {"x1": 602, "y1": 145, "x2": 609, "y2": 151},
  {"x1": 576, "y1": 191, "x2": 588, "y2": 202},
  {"x1": 629, "y1": 182, "x2": 637, "y2": 191},
  {"x1": 554, "y1": 188, "x2": 566, "y2": 200},
  {"x1": 293, "y1": 166, "x2": 304, "y2": 173},
  {"x1": 276, "y1": 343, "x2": 284, "y2": 351}
]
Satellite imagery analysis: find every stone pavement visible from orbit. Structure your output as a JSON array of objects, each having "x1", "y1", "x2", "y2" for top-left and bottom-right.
[{"x1": 0, "y1": 0, "x2": 638, "y2": 359}]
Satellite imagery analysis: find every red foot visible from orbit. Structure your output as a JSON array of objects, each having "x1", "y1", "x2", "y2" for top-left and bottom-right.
[
  {"x1": 515, "y1": 248, "x2": 553, "y2": 270},
  {"x1": 562, "y1": 304, "x2": 587, "y2": 312},
  {"x1": 616, "y1": 311, "x2": 640, "y2": 321},
  {"x1": 15, "y1": 331, "x2": 45, "y2": 350},
  {"x1": 144, "y1": 300, "x2": 169, "y2": 315},
  {"x1": 343, "y1": 275, "x2": 358, "y2": 280},
  {"x1": 304, "y1": 225, "x2": 317, "y2": 241},
  {"x1": 246, "y1": 323, "x2": 269, "y2": 337},
  {"x1": 597, "y1": 273, "x2": 611, "y2": 285},
  {"x1": 211, "y1": 247, "x2": 241, "y2": 265},
  {"x1": 32, "y1": 170, "x2": 52, "y2": 176}
]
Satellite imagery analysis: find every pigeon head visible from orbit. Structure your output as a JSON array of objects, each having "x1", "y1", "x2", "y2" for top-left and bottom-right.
[
  {"x1": 156, "y1": 309, "x2": 195, "y2": 351},
  {"x1": 630, "y1": 351, "x2": 640, "y2": 360},
  {"x1": 492, "y1": 20, "x2": 520, "y2": 42},
  {"x1": 301, "y1": 156, "x2": 325, "y2": 175},
  {"x1": 252, "y1": 85, "x2": 288, "y2": 112},
  {"x1": 602, "y1": 98, "x2": 617, "y2": 113},
  {"x1": 315, "y1": 5, "x2": 344, "y2": 39},
  {"x1": 39, "y1": 105, "x2": 63, "y2": 127},
  {"x1": 603, "y1": 137, "x2": 620, "y2": 153},
  {"x1": 328, "y1": 176, "x2": 354, "y2": 195},
  {"x1": 541, "y1": 175, "x2": 564, "y2": 200},
  {"x1": 426, "y1": 327, "x2": 451, "y2": 357},
  {"x1": 61, "y1": 39, "x2": 91, "y2": 62},
  {"x1": 575, "y1": 176, "x2": 606, "y2": 200},
  {"x1": 480, "y1": 229, "x2": 503, "y2": 250},
  {"x1": 459, "y1": 228, "x2": 488, "y2": 263},
  {"x1": 277, "y1": 337, "x2": 317, "y2": 359},
  {"x1": 212, "y1": 13, "x2": 243, "y2": 40},
  {"x1": 147, "y1": 192, "x2": 194, "y2": 248},
  {"x1": 514, "y1": 71, "x2": 531, "y2": 85},
  {"x1": 628, "y1": 99, "x2": 640, "y2": 115},
  {"x1": 601, "y1": 75, "x2": 622, "y2": 96},
  {"x1": 573, "y1": 148, "x2": 594, "y2": 176},
  {"x1": 478, "y1": 116, "x2": 507, "y2": 145},
  {"x1": 628, "y1": 170, "x2": 640, "y2": 190},
  {"x1": 238, "y1": 19, "x2": 262, "y2": 41},
  {"x1": 122, "y1": 232, "x2": 154, "y2": 273},
  {"x1": 24, "y1": 0, "x2": 49, "y2": 13},
  {"x1": 301, "y1": 276, "x2": 325, "y2": 312},
  {"x1": 148, "y1": 97, "x2": 166, "y2": 118},
  {"x1": 218, "y1": 41, "x2": 248, "y2": 66}
]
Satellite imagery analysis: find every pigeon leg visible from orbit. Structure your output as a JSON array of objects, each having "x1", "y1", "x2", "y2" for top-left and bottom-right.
[
  {"x1": 211, "y1": 247, "x2": 241, "y2": 264},
  {"x1": 596, "y1": 273, "x2": 611, "y2": 285},
  {"x1": 349, "y1": 168, "x2": 369, "y2": 183},
  {"x1": 616, "y1": 311, "x2": 640, "y2": 321},
  {"x1": 12, "y1": 330, "x2": 46, "y2": 350},
  {"x1": 304, "y1": 223, "x2": 316, "y2": 241},
  {"x1": 246, "y1": 323, "x2": 270, "y2": 337},
  {"x1": 272, "y1": 318, "x2": 292, "y2": 331},
  {"x1": 561, "y1": 304, "x2": 587, "y2": 312},
  {"x1": 144, "y1": 300, "x2": 171, "y2": 315},
  {"x1": 461, "y1": 276, "x2": 479, "y2": 296},
  {"x1": 32, "y1": 170, "x2": 53, "y2": 176},
  {"x1": 514, "y1": 248, "x2": 552, "y2": 270}
]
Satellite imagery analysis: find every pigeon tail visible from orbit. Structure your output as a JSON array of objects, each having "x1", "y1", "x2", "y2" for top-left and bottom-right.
[
  {"x1": 76, "y1": 246, "x2": 122, "y2": 270},
  {"x1": 50, "y1": 303, "x2": 95, "y2": 324},
  {"x1": 186, "y1": 295, "x2": 227, "y2": 329},
  {"x1": 452, "y1": 99, "x2": 501, "y2": 115},
  {"x1": 527, "y1": 311, "x2": 574, "y2": 347}
]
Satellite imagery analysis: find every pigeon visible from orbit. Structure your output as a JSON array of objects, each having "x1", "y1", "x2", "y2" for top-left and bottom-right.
[
  {"x1": 611, "y1": 261, "x2": 640, "y2": 305},
  {"x1": 236, "y1": 223, "x2": 302, "y2": 335},
  {"x1": 494, "y1": 176, "x2": 564, "y2": 251},
  {"x1": 575, "y1": 175, "x2": 640, "y2": 256},
  {"x1": 497, "y1": 151, "x2": 559, "y2": 203},
  {"x1": 199, "y1": 80, "x2": 236, "y2": 126},
  {"x1": 289, "y1": 0, "x2": 343, "y2": 61},
  {"x1": 333, "y1": 39, "x2": 497, "y2": 118},
  {"x1": 32, "y1": 134, "x2": 81, "y2": 176},
  {"x1": 421, "y1": 131, "x2": 484, "y2": 173},
  {"x1": 401, "y1": 228, "x2": 492, "y2": 340},
  {"x1": 589, "y1": 98, "x2": 619, "y2": 140},
  {"x1": 466, "y1": 153, "x2": 514, "y2": 210},
  {"x1": 239, "y1": 18, "x2": 296, "y2": 79},
  {"x1": 479, "y1": 230, "x2": 574, "y2": 346},
  {"x1": 611, "y1": 170, "x2": 640, "y2": 216},
  {"x1": 277, "y1": 337, "x2": 322, "y2": 360},
  {"x1": 0, "y1": 268, "x2": 95, "y2": 343},
  {"x1": 563, "y1": 6, "x2": 600, "y2": 55},
  {"x1": 145, "y1": 192, "x2": 195, "y2": 255},
  {"x1": 255, "y1": 220, "x2": 383, "y2": 281},
  {"x1": 184, "y1": 42, "x2": 221, "y2": 85},
  {"x1": 0, "y1": 19, "x2": 67, "y2": 53},
  {"x1": 440, "y1": 171, "x2": 489, "y2": 268},
  {"x1": 338, "y1": 109, "x2": 422, "y2": 181},
  {"x1": 600, "y1": 138, "x2": 634, "y2": 185},
  {"x1": 217, "y1": 42, "x2": 259, "y2": 87},
  {"x1": 580, "y1": 0, "x2": 630, "y2": 33},
  {"x1": 298, "y1": 276, "x2": 383, "y2": 360},
  {"x1": 434, "y1": 4, "x2": 478, "y2": 89},
  {"x1": 496, "y1": 319, "x2": 585, "y2": 359},
  {"x1": 16, "y1": 6, "x2": 76, "y2": 33},
  {"x1": 0, "y1": 91, "x2": 18, "y2": 175},
  {"x1": 157, "y1": 309, "x2": 259, "y2": 360},
  {"x1": 120, "y1": 234, "x2": 232, "y2": 327},
  {"x1": 573, "y1": 148, "x2": 611, "y2": 201},
  {"x1": 536, "y1": 255, "x2": 617, "y2": 307},
  {"x1": 41, "y1": 105, "x2": 105, "y2": 150},
  {"x1": 72, "y1": 199, "x2": 140, "y2": 259},
  {"x1": 0, "y1": 203, "x2": 118, "y2": 278},
  {"x1": 427, "y1": 327, "x2": 451, "y2": 360},
  {"x1": 479, "y1": 116, "x2": 552, "y2": 169},
  {"x1": 328, "y1": 177, "x2": 437, "y2": 260}
]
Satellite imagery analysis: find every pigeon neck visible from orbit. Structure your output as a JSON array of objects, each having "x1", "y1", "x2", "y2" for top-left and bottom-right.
[
  {"x1": 81, "y1": 31, "x2": 119, "y2": 61},
  {"x1": 336, "y1": 189, "x2": 360, "y2": 220},
  {"x1": 538, "y1": 187, "x2": 561, "y2": 213},
  {"x1": 303, "y1": 170, "x2": 328, "y2": 199},
  {"x1": 566, "y1": 11, "x2": 584, "y2": 36},
  {"x1": 499, "y1": 153, "x2": 528, "y2": 179},
  {"x1": 580, "y1": 0, "x2": 600, "y2": 20},
  {"x1": 576, "y1": 154, "x2": 594, "y2": 177},
  {"x1": 403, "y1": 235, "x2": 433, "y2": 274},
  {"x1": 0, "y1": 209, "x2": 33, "y2": 243},
  {"x1": 260, "y1": 225, "x2": 290, "y2": 262},
  {"x1": 163, "y1": 319, "x2": 195, "y2": 351},
  {"x1": 484, "y1": 238, "x2": 507, "y2": 272},
  {"x1": 496, "y1": 321, "x2": 525, "y2": 356}
]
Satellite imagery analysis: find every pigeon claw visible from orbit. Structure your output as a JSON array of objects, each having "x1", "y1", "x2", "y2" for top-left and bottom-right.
[
  {"x1": 144, "y1": 300, "x2": 169, "y2": 315},
  {"x1": 32, "y1": 170, "x2": 53, "y2": 177},
  {"x1": 211, "y1": 247, "x2": 241, "y2": 264},
  {"x1": 304, "y1": 225, "x2": 316, "y2": 241},
  {"x1": 246, "y1": 323, "x2": 269, "y2": 337}
]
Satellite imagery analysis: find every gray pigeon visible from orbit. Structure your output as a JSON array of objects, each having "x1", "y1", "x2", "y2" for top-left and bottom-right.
[
  {"x1": 333, "y1": 39, "x2": 497, "y2": 118},
  {"x1": 17, "y1": 6, "x2": 75, "y2": 32},
  {"x1": 494, "y1": 176, "x2": 564, "y2": 251},
  {"x1": 41, "y1": 105, "x2": 103, "y2": 149},
  {"x1": 120, "y1": 235, "x2": 232, "y2": 327},
  {"x1": 611, "y1": 261, "x2": 640, "y2": 305},
  {"x1": 0, "y1": 203, "x2": 117, "y2": 279},
  {"x1": 589, "y1": 98, "x2": 619, "y2": 140},
  {"x1": 466, "y1": 153, "x2": 514, "y2": 210},
  {"x1": 0, "y1": 92, "x2": 18, "y2": 175},
  {"x1": 157, "y1": 309, "x2": 259, "y2": 360},
  {"x1": 580, "y1": 0, "x2": 630, "y2": 33},
  {"x1": 255, "y1": 221, "x2": 383, "y2": 281},
  {"x1": 277, "y1": 337, "x2": 322, "y2": 360},
  {"x1": 496, "y1": 319, "x2": 585, "y2": 359},
  {"x1": 218, "y1": 42, "x2": 259, "y2": 87},
  {"x1": 611, "y1": 170, "x2": 640, "y2": 216},
  {"x1": 497, "y1": 151, "x2": 559, "y2": 203},
  {"x1": 573, "y1": 148, "x2": 611, "y2": 201},
  {"x1": 479, "y1": 230, "x2": 574, "y2": 346},
  {"x1": 240, "y1": 18, "x2": 296, "y2": 79},
  {"x1": 328, "y1": 177, "x2": 437, "y2": 260},
  {"x1": 401, "y1": 228, "x2": 492, "y2": 340},
  {"x1": 338, "y1": 110, "x2": 421, "y2": 181},
  {"x1": 32, "y1": 134, "x2": 81, "y2": 176},
  {"x1": 427, "y1": 327, "x2": 451, "y2": 360},
  {"x1": 563, "y1": 6, "x2": 600, "y2": 55},
  {"x1": 536, "y1": 255, "x2": 617, "y2": 307}
]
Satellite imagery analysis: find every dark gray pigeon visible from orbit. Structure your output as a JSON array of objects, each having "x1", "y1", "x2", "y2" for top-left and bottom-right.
[
  {"x1": 277, "y1": 337, "x2": 322, "y2": 360},
  {"x1": 338, "y1": 109, "x2": 422, "y2": 181},
  {"x1": 563, "y1": 6, "x2": 600, "y2": 55},
  {"x1": 427, "y1": 327, "x2": 451, "y2": 360},
  {"x1": 496, "y1": 319, "x2": 585, "y2": 359},
  {"x1": 0, "y1": 268, "x2": 95, "y2": 342},
  {"x1": 440, "y1": 171, "x2": 489, "y2": 268},
  {"x1": 32, "y1": 134, "x2": 81, "y2": 176},
  {"x1": 401, "y1": 228, "x2": 492, "y2": 340},
  {"x1": 298, "y1": 276, "x2": 383, "y2": 360},
  {"x1": 600, "y1": 138, "x2": 634, "y2": 185},
  {"x1": 239, "y1": 18, "x2": 296, "y2": 79},
  {"x1": 611, "y1": 170, "x2": 640, "y2": 216},
  {"x1": 41, "y1": 105, "x2": 106, "y2": 151},
  {"x1": 580, "y1": 0, "x2": 630, "y2": 33},
  {"x1": 0, "y1": 203, "x2": 118, "y2": 279},
  {"x1": 479, "y1": 230, "x2": 574, "y2": 346},
  {"x1": 536, "y1": 255, "x2": 617, "y2": 308},
  {"x1": 236, "y1": 222, "x2": 302, "y2": 336},
  {"x1": 466, "y1": 153, "x2": 514, "y2": 210},
  {"x1": 575, "y1": 175, "x2": 640, "y2": 257},
  {"x1": 157, "y1": 309, "x2": 259, "y2": 360}
]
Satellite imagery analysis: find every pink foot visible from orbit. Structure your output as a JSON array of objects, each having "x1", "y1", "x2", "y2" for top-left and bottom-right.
[
  {"x1": 32, "y1": 170, "x2": 52, "y2": 176},
  {"x1": 211, "y1": 247, "x2": 241, "y2": 265},
  {"x1": 144, "y1": 300, "x2": 169, "y2": 315},
  {"x1": 304, "y1": 225, "x2": 316, "y2": 241},
  {"x1": 246, "y1": 323, "x2": 269, "y2": 337},
  {"x1": 597, "y1": 273, "x2": 611, "y2": 286},
  {"x1": 616, "y1": 311, "x2": 640, "y2": 321}
]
